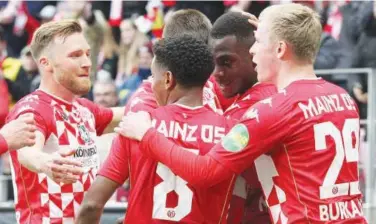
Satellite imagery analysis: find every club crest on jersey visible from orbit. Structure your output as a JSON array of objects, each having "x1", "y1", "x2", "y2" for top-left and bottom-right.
[
  {"x1": 78, "y1": 124, "x2": 92, "y2": 144},
  {"x1": 167, "y1": 210, "x2": 176, "y2": 218},
  {"x1": 221, "y1": 124, "x2": 249, "y2": 152}
]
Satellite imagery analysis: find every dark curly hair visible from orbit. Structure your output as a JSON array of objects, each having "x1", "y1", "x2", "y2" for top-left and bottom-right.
[
  {"x1": 153, "y1": 36, "x2": 214, "y2": 88},
  {"x1": 210, "y1": 11, "x2": 255, "y2": 46}
]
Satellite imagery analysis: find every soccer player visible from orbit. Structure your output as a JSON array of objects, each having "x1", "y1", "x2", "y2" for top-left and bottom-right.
[
  {"x1": 0, "y1": 114, "x2": 36, "y2": 155},
  {"x1": 76, "y1": 36, "x2": 234, "y2": 223},
  {"x1": 6, "y1": 20, "x2": 124, "y2": 223},
  {"x1": 210, "y1": 12, "x2": 277, "y2": 224},
  {"x1": 106, "y1": 9, "x2": 221, "y2": 224},
  {"x1": 117, "y1": 4, "x2": 367, "y2": 223}
]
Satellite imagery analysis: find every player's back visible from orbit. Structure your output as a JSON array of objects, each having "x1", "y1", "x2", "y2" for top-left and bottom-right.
[
  {"x1": 125, "y1": 104, "x2": 235, "y2": 224},
  {"x1": 224, "y1": 82, "x2": 277, "y2": 224},
  {"x1": 251, "y1": 79, "x2": 366, "y2": 223}
]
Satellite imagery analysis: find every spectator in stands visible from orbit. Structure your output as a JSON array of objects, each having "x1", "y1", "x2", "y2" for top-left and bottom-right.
[
  {"x1": 38, "y1": 5, "x2": 56, "y2": 24},
  {"x1": 93, "y1": 74, "x2": 119, "y2": 170},
  {"x1": 335, "y1": 1, "x2": 364, "y2": 69},
  {"x1": 299, "y1": 1, "x2": 343, "y2": 71},
  {"x1": 226, "y1": 0, "x2": 270, "y2": 18},
  {"x1": 6, "y1": 45, "x2": 39, "y2": 102},
  {"x1": 0, "y1": 1, "x2": 29, "y2": 56},
  {"x1": 325, "y1": 1, "x2": 363, "y2": 89},
  {"x1": 116, "y1": 19, "x2": 149, "y2": 86},
  {"x1": 0, "y1": 26, "x2": 23, "y2": 103},
  {"x1": 78, "y1": 2, "x2": 106, "y2": 81},
  {"x1": 314, "y1": 32, "x2": 342, "y2": 70},
  {"x1": 93, "y1": 78, "x2": 119, "y2": 108},
  {"x1": 347, "y1": 1, "x2": 376, "y2": 120},
  {"x1": 170, "y1": 1, "x2": 225, "y2": 23},
  {"x1": 0, "y1": 71, "x2": 8, "y2": 127},
  {"x1": 118, "y1": 42, "x2": 153, "y2": 105},
  {"x1": 350, "y1": 74, "x2": 367, "y2": 119},
  {"x1": 98, "y1": 23, "x2": 119, "y2": 80}
]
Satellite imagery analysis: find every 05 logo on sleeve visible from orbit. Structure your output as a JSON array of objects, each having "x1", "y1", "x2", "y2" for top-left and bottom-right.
[{"x1": 221, "y1": 124, "x2": 249, "y2": 152}]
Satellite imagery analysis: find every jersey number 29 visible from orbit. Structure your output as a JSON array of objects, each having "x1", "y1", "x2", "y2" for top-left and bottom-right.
[{"x1": 314, "y1": 118, "x2": 361, "y2": 199}]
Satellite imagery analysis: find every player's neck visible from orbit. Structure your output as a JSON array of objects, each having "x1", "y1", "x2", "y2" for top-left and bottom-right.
[
  {"x1": 168, "y1": 87, "x2": 203, "y2": 108},
  {"x1": 39, "y1": 78, "x2": 75, "y2": 102},
  {"x1": 276, "y1": 62, "x2": 317, "y2": 90}
]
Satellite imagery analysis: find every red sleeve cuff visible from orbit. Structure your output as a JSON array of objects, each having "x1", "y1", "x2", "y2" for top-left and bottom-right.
[
  {"x1": 96, "y1": 107, "x2": 114, "y2": 136},
  {"x1": 97, "y1": 171, "x2": 124, "y2": 186},
  {"x1": 0, "y1": 134, "x2": 8, "y2": 155}
]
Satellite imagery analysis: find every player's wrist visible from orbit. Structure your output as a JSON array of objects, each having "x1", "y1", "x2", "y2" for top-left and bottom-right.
[{"x1": 38, "y1": 155, "x2": 52, "y2": 174}]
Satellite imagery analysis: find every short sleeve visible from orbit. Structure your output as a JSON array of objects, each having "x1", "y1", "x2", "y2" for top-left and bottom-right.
[
  {"x1": 97, "y1": 135, "x2": 130, "y2": 185},
  {"x1": 77, "y1": 98, "x2": 114, "y2": 136},
  {"x1": 208, "y1": 98, "x2": 289, "y2": 174},
  {"x1": 7, "y1": 97, "x2": 49, "y2": 138}
]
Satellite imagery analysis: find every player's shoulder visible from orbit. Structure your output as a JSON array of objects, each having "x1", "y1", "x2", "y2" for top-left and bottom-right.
[
  {"x1": 251, "y1": 82, "x2": 278, "y2": 95},
  {"x1": 136, "y1": 79, "x2": 153, "y2": 94},
  {"x1": 239, "y1": 82, "x2": 278, "y2": 106},
  {"x1": 124, "y1": 80, "x2": 157, "y2": 114},
  {"x1": 8, "y1": 90, "x2": 53, "y2": 119},
  {"x1": 154, "y1": 104, "x2": 229, "y2": 123},
  {"x1": 240, "y1": 86, "x2": 291, "y2": 123}
]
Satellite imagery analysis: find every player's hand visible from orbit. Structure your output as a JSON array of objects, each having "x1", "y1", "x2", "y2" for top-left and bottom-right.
[
  {"x1": 114, "y1": 111, "x2": 152, "y2": 141},
  {"x1": 242, "y1": 11, "x2": 258, "y2": 28},
  {"x1": 0, "y1": 114, "x2": 37, "y2": 150},
  {"x1": 42, "y1": 149, "x2": 84, "y2": 185}
]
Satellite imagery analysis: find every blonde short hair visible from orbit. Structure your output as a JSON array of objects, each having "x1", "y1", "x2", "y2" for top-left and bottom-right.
[
  {"x1": 30, "y1": 20, "x2": 82, "y2": 60},
  {"x1": 261, "y1": 3, "x2": 322, "y2": 63}
]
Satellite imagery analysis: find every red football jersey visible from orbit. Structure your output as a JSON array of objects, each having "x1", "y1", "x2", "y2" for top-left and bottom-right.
[
  {"x1": 224, "y1": 82, "x2": 277, "y2": 224},
  {"x1": 125, "y1": 78, "x2": 224, "y2": 115},
  {"x1": 7, "y1": 90, "x2": 113, "y2": 224},
  {"x1": 99, "y1": 104, "x2": 235, "y2": 223},
  {"x1": 210, "y1": 79, "x2": 366, "y2": 223},
  {"x1": 124, "y1": 79, "x2": 158, "y2": 114}
]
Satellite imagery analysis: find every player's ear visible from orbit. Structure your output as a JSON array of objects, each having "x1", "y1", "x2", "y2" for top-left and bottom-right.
[
  {"x1": 164, "y1": 71, "x2": 176, "y2": 91},
  {"x1": 276, "y1": 40, "x2": 288, "y2": 60},
  {"x1": 39, "y1": 56, "x2": 53, "y2": 73}
]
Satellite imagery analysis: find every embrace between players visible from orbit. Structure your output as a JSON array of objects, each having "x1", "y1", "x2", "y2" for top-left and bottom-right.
[{"x1": 4, "y1": 3, "x2": 367, "y2": 224}]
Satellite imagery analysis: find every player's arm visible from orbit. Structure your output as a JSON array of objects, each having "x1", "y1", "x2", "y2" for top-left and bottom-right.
[
  {"x1": 141, "y1": 131, "x2": 233, "y2": 187},
  {"x1": 117, "y1": 102, "x2": 285, "y2": 187},
  {"x1": 17, "y1": 130, "x2": 83, "y2": 184},
  {"x1": 75, "y1": 176, "x2": 120, "y2": 224},
  {"x1": 103, "y1": 106, "x2": 124, "y2": 134},
  {"x1": 76, "y1": 135, "x2": 130, "y2": 223},
  {"x1": 0, "y1": 114, "x2": 36, "y2": 155},
  {"x1": 9, "y1": 110, "x2": 84, "y2": 184}
]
